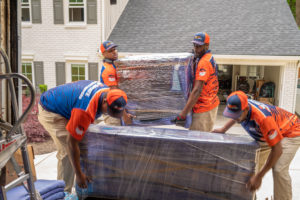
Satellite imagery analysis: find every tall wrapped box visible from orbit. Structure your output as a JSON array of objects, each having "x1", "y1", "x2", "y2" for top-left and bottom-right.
[
  {"x1": 115, "y1": 54, "x2": 192, "y2": 125},
  {"x1": 76, "y1": 125, "x2": 259, "y2": 200}
]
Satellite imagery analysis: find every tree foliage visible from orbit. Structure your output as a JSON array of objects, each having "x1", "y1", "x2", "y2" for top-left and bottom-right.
[{"x1": 287, "y1": 0, "x2": 296, "y2": 18}]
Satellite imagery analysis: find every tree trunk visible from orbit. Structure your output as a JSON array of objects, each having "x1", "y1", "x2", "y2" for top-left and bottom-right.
[{"x1": 297, "y1": 0, "x2": 300, "y2": 27}]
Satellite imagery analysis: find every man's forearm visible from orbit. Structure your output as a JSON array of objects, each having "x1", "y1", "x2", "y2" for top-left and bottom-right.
[
  {"x1": 223, "y1": 119, "x2": 236, "y2": 132},
  {"x1": 181, "y1": 81, "x2": 203, "y2": 116},
  {"x1": 67, "y1": 135, "x2": 83, "y2": 176},
  {"x1": 181, "y1": 91, "x2": 201, "y2": 116}
]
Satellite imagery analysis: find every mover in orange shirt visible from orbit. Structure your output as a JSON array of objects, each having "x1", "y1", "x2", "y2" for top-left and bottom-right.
[
  {"x1": 176, "y1": 32, "x2": 219, "y2": 131},
  {"x1": 100, "y1": 40, "x2": 119, "y2": 88},
  {"x1": 213, "y1": 91, "x2": 300, "y2": 200},
  {"x1": 99, "y1": 40, "x2": 133, "y2": 125}
]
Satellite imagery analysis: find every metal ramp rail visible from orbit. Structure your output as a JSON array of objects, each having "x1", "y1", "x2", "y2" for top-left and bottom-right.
[{"x1": 0, "y1": 48, "x2": 38, "y2": 200}]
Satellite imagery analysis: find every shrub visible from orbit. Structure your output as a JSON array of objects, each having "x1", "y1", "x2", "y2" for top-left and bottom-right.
[{"x1": 39, "y1": 84, "x2": 47, "y2": 93}]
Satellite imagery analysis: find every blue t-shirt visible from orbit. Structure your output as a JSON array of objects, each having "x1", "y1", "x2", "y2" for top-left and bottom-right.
[{"x1": 40, "y1": 80, "x2": 109, "y2": 140}]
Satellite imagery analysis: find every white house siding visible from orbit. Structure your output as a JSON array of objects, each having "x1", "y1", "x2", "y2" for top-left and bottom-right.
[
  {"x1": 103, "y1": 0, "x2": 129, "y2": 40},
  {"x1": 22, "y1": 0, "x2": 128, "y2": 89},
  {"x1": 279, "y1": 61, "x2": 299, "y2": 113}
]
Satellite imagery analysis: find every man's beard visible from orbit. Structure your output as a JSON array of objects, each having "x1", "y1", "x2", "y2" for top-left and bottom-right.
[{"x1": 194, "y1": 49, "x2": 206, "y2": 58}]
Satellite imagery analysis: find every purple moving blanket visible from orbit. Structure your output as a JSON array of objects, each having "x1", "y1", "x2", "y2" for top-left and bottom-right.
[
  {"x1": 76, "y1": 125, "x2": 259, "y2": 200},
  {"x1": 6, "y1": 179, "x2": 65, "y2": 200}
]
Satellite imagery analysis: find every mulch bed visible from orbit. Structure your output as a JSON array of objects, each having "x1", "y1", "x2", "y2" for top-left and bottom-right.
[{"x1": 22, "y1": 94, "x2": 51, "y2": 143}]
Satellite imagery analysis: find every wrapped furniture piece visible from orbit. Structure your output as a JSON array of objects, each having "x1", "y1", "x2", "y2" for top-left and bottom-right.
[
  {"x1": 76, "y1": 125, "x2": 259, "y2": 200},
  {"x1": 115, "y1": 54, "x2": 193, "y2": 126}
]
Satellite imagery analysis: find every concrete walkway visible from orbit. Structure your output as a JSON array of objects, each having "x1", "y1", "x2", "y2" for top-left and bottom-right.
[{"x1": 34, "y1": 107, "x2": 300, "y2": 199}]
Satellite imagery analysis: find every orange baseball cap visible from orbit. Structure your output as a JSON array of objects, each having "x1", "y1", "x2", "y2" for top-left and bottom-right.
[
  {"x1": 106, "y1": 89, "x2": 127, "y2": 115},
  {"x1": 100, "y1": 40, "x2": 118, "y2": 53},
  {"x1": 191, "y1": 32, "x2": 210, "y2": 45},
  {"x1": 223, "y1": 91, "x2": 248, "y2": 119}
]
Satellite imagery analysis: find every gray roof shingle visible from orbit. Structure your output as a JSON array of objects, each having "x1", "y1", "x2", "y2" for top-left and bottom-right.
[{"x1": 108, "y1": 0, "x2": 300, "y2": 56}]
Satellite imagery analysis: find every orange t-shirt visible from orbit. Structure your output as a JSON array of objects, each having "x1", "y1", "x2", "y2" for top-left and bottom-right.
[
  {"x1": 193, "y1": 51, "x2": 219, "y2": 113},
  {"x1": 241, "y1": 100, "x2": 300, "y2": 147},
  {"x1": 100, "y1": 61, "x2": 118, "y2": 87}
]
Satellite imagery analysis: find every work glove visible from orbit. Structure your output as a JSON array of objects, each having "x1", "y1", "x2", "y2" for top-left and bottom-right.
[{"x1": 173, "y1": 115, "x2": 186, "y2": 127}]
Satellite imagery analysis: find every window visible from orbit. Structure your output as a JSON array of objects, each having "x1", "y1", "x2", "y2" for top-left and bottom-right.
[
  {"x1": 69, "y1": 0, "x2": 85, "y2": 22},
  {"x1": 110, "y1": 0, "x2": 117, "y2": 5},
  {"x1": 22, "y1": 62, "x2": 34, "y2": 93},
  {"x1": 71, "y1": 64, "x2": 85, "y2": 81},
  {"x1": 22, "y1": 62, "x2": 33, "y2": 83},
  {"x1": 21, "y1": 0, "x2": 31, "y2": 22}
]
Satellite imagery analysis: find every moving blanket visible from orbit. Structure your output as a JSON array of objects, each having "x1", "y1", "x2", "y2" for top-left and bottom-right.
[
  {"x1": 6, "y1": 179, "x2": 65, "y2": 200},
  {"x1": 115, "y1": 53, "x2": 193, "y2": 126},
  {"x1": 76, "y1": 125, "x2": 259, "y2": 200}
]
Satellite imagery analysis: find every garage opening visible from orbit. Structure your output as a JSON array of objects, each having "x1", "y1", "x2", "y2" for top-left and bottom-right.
[{"x1": 218, "y1": 65, "x2": 280, "y2": 106}]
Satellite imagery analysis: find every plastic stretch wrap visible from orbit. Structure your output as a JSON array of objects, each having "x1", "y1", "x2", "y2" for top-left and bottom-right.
[
  {"x1": 115, "y1": 53, "x2": 193, "y2": 126},
  {"x1": 76, "y1": 125, "x2": 259, "y2": 200}
]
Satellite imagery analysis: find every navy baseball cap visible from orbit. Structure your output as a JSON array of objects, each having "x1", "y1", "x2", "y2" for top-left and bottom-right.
[
  {"x1": 223, "y1": 91, "x2": 248, "y2": 120},
  {"x1": 100, "y1": 40, "x2": 118, "y2": 53},
  {"x1": 191, "y1": 32, "x2": 210, "y2": 46},
  {"x1": 107, "y1": 89, "x2": 127, "y2": 117}
]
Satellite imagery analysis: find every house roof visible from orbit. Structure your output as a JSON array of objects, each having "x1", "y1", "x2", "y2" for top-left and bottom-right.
[{"x1": 108, "y1": 0, "x2": 300, "y2": 56}]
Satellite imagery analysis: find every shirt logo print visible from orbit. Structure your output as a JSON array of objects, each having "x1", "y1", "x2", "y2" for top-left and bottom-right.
[
  {"x1": 268, "y1": 130, "x2": 278, "y2": 140},
  {"x1": 199, "y1": 71, "x2": 206, "y2": 76},
  {"x1": 75, "y1": 126, "x2": 84, "y2": 135}
]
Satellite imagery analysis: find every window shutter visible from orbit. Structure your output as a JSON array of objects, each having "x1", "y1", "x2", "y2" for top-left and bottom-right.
[
  {"x1": 31, "y1": 0, "x2": 42, "y2": 23},
  {"x1": 88, "y1": 63, "x2": 99, "y2": 81},
  {"x1": 87, "y1": 0, "x2": 97, "y2": 24},
  {"x1": 34, "y1": 61, "x2": 44, "y2": 88},
  {"x1": 53, "y1": 0, "x2": 64, "y2": 24},
  {"x1": 56, "y1": 62, "x2": 66, "y2": 86}
]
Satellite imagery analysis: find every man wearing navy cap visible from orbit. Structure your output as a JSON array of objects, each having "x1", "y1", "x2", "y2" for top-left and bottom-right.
[
  {"x1": 176, "y1": 32, "x2": 219, "y2": 132},
  {"x1": 99, "y1": 40, "x2": 133, "y2": 125},
  {"x1": 38, "y1": 80, "x2": 128, "y2": 191},
  {"x1": 213, "y1": 91, "x2": 300, "y2": 200},
  {"x1": 99, "y1": 40, "x2": 119, "y2": 88}
]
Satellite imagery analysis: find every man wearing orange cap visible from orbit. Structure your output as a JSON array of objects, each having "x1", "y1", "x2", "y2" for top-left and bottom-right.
[
  {"x1": 213, "y1": 91, "x2": 300, "y2": 200},
  {"x1": 99, "y1": 40, "x2": 119, "y2": 89},
  {"x1": 99, "y1": 40, "x2": 133, "y2": 125},
  {"x1": 176, "y1": 32, "x2": 219, "y2": 131},
  {"x1": 38, "y1": 80, "x2": 128, "y2": 191}
]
